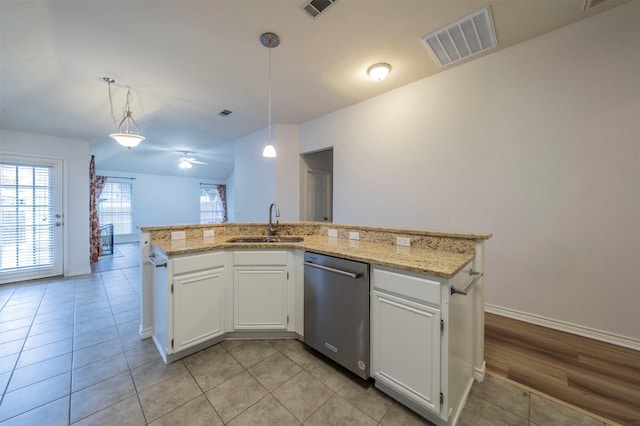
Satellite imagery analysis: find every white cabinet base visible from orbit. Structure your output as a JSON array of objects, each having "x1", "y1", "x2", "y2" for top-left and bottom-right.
[
  {"x1": 371, "y1": 290, "x2": 441, "y2": 414},
  {"x1": 371, "y1": 264, "x2": 479, "y2": 426}
]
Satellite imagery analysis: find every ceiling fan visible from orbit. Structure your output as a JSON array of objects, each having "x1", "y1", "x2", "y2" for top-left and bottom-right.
[{"x1": 177, "y1": 151, "x2": 208, "y2": 169}]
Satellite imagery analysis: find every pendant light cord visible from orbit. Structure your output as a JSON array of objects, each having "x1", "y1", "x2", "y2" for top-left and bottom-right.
[
  {"x1": 106, "y1": 80, "x2": 117, "y2": 126},
  {"x1": 268, "y1": 43, "x2": 272, "y2": 142}
]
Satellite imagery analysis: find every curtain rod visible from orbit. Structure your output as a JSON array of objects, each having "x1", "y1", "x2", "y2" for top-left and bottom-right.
[
  {"x1": 200, "y1": 183, "x2": 224, "y2": 186},
  {"x1": 100, "y1": 175, "x2": 136, "y2": 180}
]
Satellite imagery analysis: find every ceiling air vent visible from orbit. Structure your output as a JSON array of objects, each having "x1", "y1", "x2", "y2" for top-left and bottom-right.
[
  {"x1": 301, "y1": 0, "x2": 338, "y2": 19},
  {"x1": 218, "y1": 109, "x2": 232, "y2": 117},
  {"x1": 421, "y1": 6, "x2": 497, "y2": 68}
]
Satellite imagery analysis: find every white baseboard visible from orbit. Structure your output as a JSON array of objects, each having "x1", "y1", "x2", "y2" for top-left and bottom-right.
[
  {"x1": 474, "y1": 361, "x2": 486, "y2": 383},
  {"x1": 139, "y1": 325, "x2": 153, "y2": 339},
  {"x1": 485, "y1": 304, "x2": 640, "y2": 352},
  {"x1": 65, "y1": 268, "x2": 92, "y2": 277}
]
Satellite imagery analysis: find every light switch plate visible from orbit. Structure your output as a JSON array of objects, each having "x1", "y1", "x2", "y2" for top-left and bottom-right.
[
  {"x1": 171, "y1": 231, "x2": 186, "y2": 240},
  {"x1": 203, "y1": 230, "x2": 215, "y2": 238},
  {"x1": 349, "y1": 232, "x2": 360, "y2": 240},
  {"x1": 396, "y1": 237, "x2": 410, "y2": 247},
  {"x1": 328, "y1": 229, "x2": 338, "y2": 238}
]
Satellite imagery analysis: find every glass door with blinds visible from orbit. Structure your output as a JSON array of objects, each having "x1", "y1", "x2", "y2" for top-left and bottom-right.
[{"x1": 0, "y1": 156, "x2": 63, "y2": 284}]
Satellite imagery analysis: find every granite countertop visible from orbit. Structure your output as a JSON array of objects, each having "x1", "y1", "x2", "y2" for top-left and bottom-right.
[{"x1": 151, "y1": 234, "x2": 475, "y2": 278}]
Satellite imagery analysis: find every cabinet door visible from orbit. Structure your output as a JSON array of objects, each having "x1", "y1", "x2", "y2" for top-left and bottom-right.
[
  {"x1": 173, "y1": 267, "x2": 225, "y2": 352},
  {"x1": 234, "y1": 267, "x2": 288, "y2": 330},
  {"x1": 371, "y1": 290, "x2": 441, "y2": 414}
]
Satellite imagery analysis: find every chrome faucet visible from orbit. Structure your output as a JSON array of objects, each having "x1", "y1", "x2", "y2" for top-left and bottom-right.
[{"x1": 268, "y1": 202, "x2": 280, "y2": 236}]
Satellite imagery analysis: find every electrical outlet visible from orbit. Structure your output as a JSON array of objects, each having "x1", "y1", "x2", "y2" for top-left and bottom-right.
[
  {"x1": 328, "y1": 229, "x2": 338, "y2": 238},
  {"x1": 171, "y1": 231, "x2": 186, "y2": 240},
  {"x1": 203, "y1": 229, "x2": 215, "y2": 238},
  {"x1": 396, "y1": 237, "x2": 410, "y2": 247},
  {"x1": 349, "y1": 232, "x2": 360, "y2": 240}
]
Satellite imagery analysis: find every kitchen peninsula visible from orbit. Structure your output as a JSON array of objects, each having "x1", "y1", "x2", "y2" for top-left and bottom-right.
[{"x1": 139, "y1": 222, "x2": 490, "y2": 426}]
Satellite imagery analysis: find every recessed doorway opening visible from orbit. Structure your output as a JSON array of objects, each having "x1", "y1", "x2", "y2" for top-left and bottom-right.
[{"x1": 300, "y1": 149, "x2": 333, "y2": 223}]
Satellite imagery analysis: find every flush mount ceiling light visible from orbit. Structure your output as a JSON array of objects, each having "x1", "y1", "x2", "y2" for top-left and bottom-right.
[
  {"x1": 261, "y1": 32, "x2": 280, "y2": 158},
  {"x1": 367, "y1": 63, "x2": 391, "y2": 81},
  {"x1": 103, "y1": 77, "x2": 145, "y2": 149}
]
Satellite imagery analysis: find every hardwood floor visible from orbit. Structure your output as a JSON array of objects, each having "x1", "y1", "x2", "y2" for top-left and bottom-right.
[{"x1": 485, "y1": 312, "x2": 640, "y2": 426}]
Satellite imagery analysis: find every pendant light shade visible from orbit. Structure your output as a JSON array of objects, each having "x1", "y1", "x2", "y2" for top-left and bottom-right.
[
  {"x1": 104, "y1": 78, "x2": 145, "y2": 149},
  {"x1": 261, "y1": 32, "x2": 280, "y2": 158},
  {"x1": 110, "y1": 128, "x2": 145, "y2": 149},
  {"x1": 262, "y1": 142, "x2": 276, "y2": 157}
]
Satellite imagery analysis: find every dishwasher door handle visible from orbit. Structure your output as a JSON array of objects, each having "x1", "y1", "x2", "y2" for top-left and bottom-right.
[{"x1": 303, "y1": 261, "x2": 361, "y2": 279}]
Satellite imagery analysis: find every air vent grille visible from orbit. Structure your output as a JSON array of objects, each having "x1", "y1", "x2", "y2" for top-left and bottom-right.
[
  {"x1": 301, "y1": 0, "x2": 338, "y2": 19},
  {"x1": 218, "y1": 109, "x2": 232, "y2": 117},
  {"x1": 421, "y1": 6, "x2": 497, "y2": 68}
]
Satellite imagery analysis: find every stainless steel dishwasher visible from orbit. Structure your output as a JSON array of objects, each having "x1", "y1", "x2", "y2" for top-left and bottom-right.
[{"x1": 303, "y1": 251, "x2": 370, "y2": 379}]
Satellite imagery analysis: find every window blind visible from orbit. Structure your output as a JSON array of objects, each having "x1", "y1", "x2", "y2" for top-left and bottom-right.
[
  {"x1": 99, "y1": 181, "x2": 133, "y2": 235},
  {"x1": 0, "y1": 162, "x2": 55, "y2": 272}
]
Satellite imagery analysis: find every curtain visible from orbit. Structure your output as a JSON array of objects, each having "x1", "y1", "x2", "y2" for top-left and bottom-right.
[
  {"x1": 89, "y1": 156, "x2": 108, "y2": 263},
  {"x1": 217, "y1": 184, "x2": 228, "y2": 222}
]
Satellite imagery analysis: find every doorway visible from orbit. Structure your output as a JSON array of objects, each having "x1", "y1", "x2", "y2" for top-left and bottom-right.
[
  {"x1": 0, "y1": 155, "x2": 64, "y2": 284},
  {"x1": 301, "y1": 149, "x2": 333, "y2": 222}
]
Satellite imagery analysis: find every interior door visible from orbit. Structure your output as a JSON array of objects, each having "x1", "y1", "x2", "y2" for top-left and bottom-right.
[
  {"x1": 306, "y1": 169, "x2": 332, "y2": 222},
  {"x1": 0, "y1": 155, "x2": 64, "y2": 284}
]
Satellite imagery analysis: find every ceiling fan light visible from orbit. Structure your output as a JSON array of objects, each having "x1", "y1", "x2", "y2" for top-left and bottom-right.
[
  {"x1": 179, "y1": 160, "x2": 192, "y2": 169},
  {"x1": 110, "y1": 133, "x2": 145, "y2": 149},
  {"x1": 263, "y1": 142, "x2": 277, "y2": 158},
  {"x1": 367, "y1": 63, "x2": 391, "y2": 81}
]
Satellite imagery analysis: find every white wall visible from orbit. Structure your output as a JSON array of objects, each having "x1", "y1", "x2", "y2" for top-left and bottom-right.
[
  {"x1": 274, "y1": 125, "x2": 301, "y2": 221},
  {"x1": 233, "y1": 124, "x2": 299, "y2": 222},
  {"x1": 299, "y1": 3, "x2": 640, "y2": 341},
  {"x1": 96, "y1": 169, "x2": 227, "y2": 241},
  {"x1": 0, "y1": 129, "x2": 91, "y2": 277}
]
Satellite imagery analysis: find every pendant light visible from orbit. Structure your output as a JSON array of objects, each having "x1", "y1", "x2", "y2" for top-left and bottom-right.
[
  {"x1": 104, "y1": 77, "x2": 145, "y2": 149},
  {"x1": 260, "y1": 32, "x2": 280, "y2": 158}
]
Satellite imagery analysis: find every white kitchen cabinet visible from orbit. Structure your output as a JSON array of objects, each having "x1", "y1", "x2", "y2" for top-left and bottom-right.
[
  {"x1": 233, "y1": 250, "x2": 290, "y2": 330},
  {"x1": 151, "y1": 250, "x2": 226, "y2": 363},
  {"x1": 173, "y1": 266, "x2": 225, "y2": 352},
  {"x1": 371, "y1": 264, "x2": 477, "y2": 426},
  {"x1": 372, "y1": 290, "x2": 441, "y2": 413}
]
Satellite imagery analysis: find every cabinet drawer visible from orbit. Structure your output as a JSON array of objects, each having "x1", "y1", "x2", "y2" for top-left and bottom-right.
[
  {"x1": 233, "y1": 250, "x2": 288, "y2": 266},
  {"x1": 373, "y1": 267, "x2": 442, "y2": 306},
  {"x1": 173, "y1": 251, "x2": 225, "y2": 275}
]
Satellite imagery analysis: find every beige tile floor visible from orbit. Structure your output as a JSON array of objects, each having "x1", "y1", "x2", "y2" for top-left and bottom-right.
[{"x1": 0, "y1": 258, "x2": 613, "y2": 425}]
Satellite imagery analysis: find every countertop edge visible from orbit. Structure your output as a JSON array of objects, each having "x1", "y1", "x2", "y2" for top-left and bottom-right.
[
  {"x1": 151, "y1": 238, "x2": 474, "y2": 279},
  {"x1": 139, "y1": 222, "x2": 492, "y2": 241}
]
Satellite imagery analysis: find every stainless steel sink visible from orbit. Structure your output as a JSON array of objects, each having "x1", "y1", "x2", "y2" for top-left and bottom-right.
[
  {"x1": 272, "y1": 236, "x2": 304, "y2": 243},
  {"x1": 226, "y1": 236, "x2": 304, "y2": 243},
  {"x1": 226, "y1": 237, "x2": 270, "y2": 243}
]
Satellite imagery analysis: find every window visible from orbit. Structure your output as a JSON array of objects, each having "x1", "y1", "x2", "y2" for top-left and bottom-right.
[
  {"x1": 1, "y1": 162, "x2": 55, "y2": 271},
  {"x1": 99, "y1": 181, "x2": 133, "y2": 235},
  {"x1": 200, "y1": 184, "x2": 227, "y2": 224}
]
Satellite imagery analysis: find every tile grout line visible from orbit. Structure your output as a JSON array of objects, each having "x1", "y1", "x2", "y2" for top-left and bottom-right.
[
  {"x1": 112, "y1": 266, "x2": 152, "y2": 426},
  {"x1": 0, "y1": 282, "x2": 47, "y2": 414}
]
